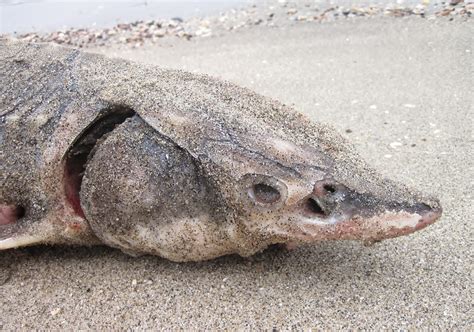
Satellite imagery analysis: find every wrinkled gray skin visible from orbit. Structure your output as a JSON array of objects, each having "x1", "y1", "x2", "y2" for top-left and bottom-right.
[{"x1": 0, "y1": 40, "x2": 442, "y2": 262}]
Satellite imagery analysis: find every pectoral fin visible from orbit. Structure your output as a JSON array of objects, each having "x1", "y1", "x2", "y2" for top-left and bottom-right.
[{"x1": 0, "y1": 204, "x2": 53, "y2": 250}]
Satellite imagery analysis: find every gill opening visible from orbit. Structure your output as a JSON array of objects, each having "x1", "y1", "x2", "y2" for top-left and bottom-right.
[{"x1": 63, "y1": 106, "x2": 136, "y2": 217}]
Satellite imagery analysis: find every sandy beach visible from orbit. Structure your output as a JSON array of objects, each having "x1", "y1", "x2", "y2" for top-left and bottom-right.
[{"x1": 1, "y1": 1, "x2": 473, "y2": 330}]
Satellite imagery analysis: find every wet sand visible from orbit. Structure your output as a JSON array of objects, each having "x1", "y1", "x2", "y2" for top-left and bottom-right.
[{"x1": 1, "y1": 15, "x2": 473, "y2": 330}]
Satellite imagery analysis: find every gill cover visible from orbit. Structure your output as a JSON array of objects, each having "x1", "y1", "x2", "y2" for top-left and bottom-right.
[{"x1": 78, "y1": 114, "x2": 230, "y2": 259}]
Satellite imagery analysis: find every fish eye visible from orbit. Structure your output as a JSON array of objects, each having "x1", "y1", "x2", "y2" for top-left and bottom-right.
[
  {"x1": 249, "y1": 183, "x2": 281, "y2": 205},
  {"x1": 240, "y1": 174, "x2": 288, "y2": 208}
]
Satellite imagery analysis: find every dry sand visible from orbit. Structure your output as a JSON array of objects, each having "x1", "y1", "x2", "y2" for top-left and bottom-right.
[{"x1": 1, "y1": 17, "x2": 473, "y2": 330}]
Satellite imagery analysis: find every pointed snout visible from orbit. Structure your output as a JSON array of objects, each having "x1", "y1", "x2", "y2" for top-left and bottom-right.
[
  {"x1": 294, "y1": 179, "x2": 443, "y2": 241},
  {"x1": 418, "y1": 208, "x2": 442, "y2": 229},
  {"x1": 356, "y1": 193, "x2": 443, "y2": 240},
  {"x1": 410, "y1": 200, "x2": 443, "y2": 231}
]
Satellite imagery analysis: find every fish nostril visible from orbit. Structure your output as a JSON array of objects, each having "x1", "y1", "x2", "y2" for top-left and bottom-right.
[
  {"x1": 323, "y1": 184, "x2": 337, "y2": 194},
  {"x1": 305, "y1": 198, "x2": 327, "y2": 217},
  {"x1": 313, "y1": 181, "x2": 340, "y2": 198}
]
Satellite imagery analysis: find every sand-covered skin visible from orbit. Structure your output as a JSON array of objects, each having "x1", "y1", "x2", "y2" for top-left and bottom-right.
[{"x1": 1, "y1": 17, "x2": 472, "y2": 329}]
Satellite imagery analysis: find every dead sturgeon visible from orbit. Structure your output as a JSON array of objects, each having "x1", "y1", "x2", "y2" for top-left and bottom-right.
[{"x1": 0, "y1": 40, "x2": 442, "y2": 262}]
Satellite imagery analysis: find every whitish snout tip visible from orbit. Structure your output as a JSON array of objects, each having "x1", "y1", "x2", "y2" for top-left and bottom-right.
[{"x1": 416, "y1": 204, "x2": 442, "y2": 230}]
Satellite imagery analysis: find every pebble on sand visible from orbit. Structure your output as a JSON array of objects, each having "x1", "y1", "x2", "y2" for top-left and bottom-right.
[{"x1": 4, "y1": 0, "x2": 471, "y2": 49}]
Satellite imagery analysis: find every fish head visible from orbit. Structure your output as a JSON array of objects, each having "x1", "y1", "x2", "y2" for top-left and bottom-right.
[
  {"x1": 78, "y1": 63, "x2": 442, "y2": 255},
  {"x1": 217, "y1": 121, "x2": 442, "y2": 248}
]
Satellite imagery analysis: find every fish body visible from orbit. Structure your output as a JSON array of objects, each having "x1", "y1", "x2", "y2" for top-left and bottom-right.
[{"x1": 0, "y1": 40, "x2": 441, "y2": 262}]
